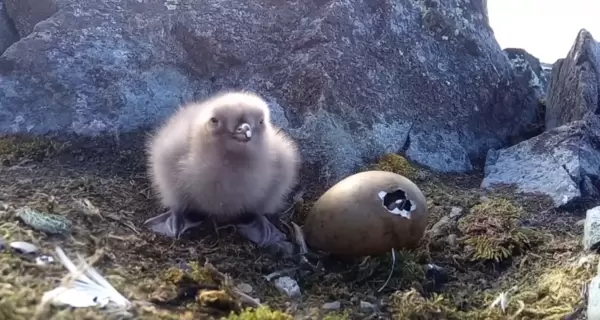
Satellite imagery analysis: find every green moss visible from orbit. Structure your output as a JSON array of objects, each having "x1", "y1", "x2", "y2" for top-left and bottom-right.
[
  {"x1": 189, "y1": 261, "x2": 218, "y2": 285},
  {"x1": 163, "y1": 267, "x2": 187, "y2": 284},
  {"x1": 392, "y1": 289, "x2": 460, "y2": 319},
  {"x1": 372, "y1": 153, "x2": 420, "y2": 181},
  {"x1": 162, "y1": 261, "x2": 217, "y2": 286},
  {"x1": 393, "y1": 250, "x2": 426, "y2": 287},
  {"x1": 0, "y1": 135, "x2": 65, "y2": 164},
  {"x1": 224, "y1": 306, "x2": 293, "y2": 320},
  {"x1": 322, "y1": 311, "x2": 351, "y2": 320},
  {"x1": 291, "y1": 200, "x2": 314, "y2": 223},
  {"x1": 393, "y1": 253, "x2": 597, "y2": 319},
  {"x1": 458, "y1": 198, "x2": 541, "y2": 262},
  {"x1": 197, "y1": 290, "x2": 237, "y2": 311},
  {"x1": 0, "y1": 132, "x2": 591, "y2": 320}
]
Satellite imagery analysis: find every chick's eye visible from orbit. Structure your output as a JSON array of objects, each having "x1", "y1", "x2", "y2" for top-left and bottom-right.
[
  {"x1": 259, "y1": 119, "x2": 264, "y2": 124},
  {"x1": 209, "y1": 117, "x2": 218, "y2": 124}
]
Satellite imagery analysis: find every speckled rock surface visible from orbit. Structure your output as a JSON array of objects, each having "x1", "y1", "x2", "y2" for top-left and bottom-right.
[
  {"x1": 504, "y1": 47, "x2": 549, "y2": 97},
  {"x1": 588, "y1": 273, "x2": 600, "y2": 320},
  {"x1": 0, "y1": 0, "x2": 18, "y2": 53},
  {"x1": 0, "y1": 0, "x2": 540, "y2": 183},
  {"x1": 3, "y1": 0, "x2": 57, "y2": 38},
  {"x1": 584, "y1": 206, "x2": 600, "y2": 251},
  {"x1": 545, "y1": 29, "x2": 600, "y2": 130},
  {"x1": 482, "y1": 115, "x2": 600, "y2": 208}
]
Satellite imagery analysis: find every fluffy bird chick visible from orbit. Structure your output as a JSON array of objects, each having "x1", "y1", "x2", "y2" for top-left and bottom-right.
[{"x1": 144, "y1": 91, "x2": 301, "y2": 247}]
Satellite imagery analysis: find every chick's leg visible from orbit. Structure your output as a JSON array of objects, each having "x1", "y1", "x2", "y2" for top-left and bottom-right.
[
  {"x1": 143, "y1": 208, "x2": 204, "y2": 239},
  {"x1": 235, "y1": 215, "x2": 296, "y2": 257}
]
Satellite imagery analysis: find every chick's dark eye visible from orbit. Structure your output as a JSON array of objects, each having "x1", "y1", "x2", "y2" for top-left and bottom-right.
[
  {"x1": 210, "y1": 117, "x2": 218, "y2": 124},
  {"x1": 259, "y1": 119, "x2": 264, "y2": 124}
]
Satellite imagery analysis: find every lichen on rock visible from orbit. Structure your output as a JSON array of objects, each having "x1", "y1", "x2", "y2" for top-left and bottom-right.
[{"x1": 0, "y1": 0, "x2": 541, "y2": 183}]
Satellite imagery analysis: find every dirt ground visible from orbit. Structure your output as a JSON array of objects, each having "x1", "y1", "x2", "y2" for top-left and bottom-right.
[{"x1": 0, "y1": 133, "x2": 597, "y2": 320}]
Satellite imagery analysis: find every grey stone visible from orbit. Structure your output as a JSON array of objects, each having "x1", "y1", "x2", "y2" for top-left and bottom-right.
[
  {"x1": 273, "y1": 276, "x2": 300, "y2": 298},
  {"x1": 584, "y1": 206, "x2": 600, "y2": 251},
  {"x1": 504, "y1": 47, "x2": 549, "y2": 97},
  {"x1": 359, "y1": 301, "x2": 376, "y2": 311},
  {"x1": 0, "y1": 0, "x2": 540, "y2": 184},
  {"x1": 449, "y1": 206, "x2": 463, "y2": 218},
  {"x1": 546, "y1": 29, "x2": 600, "y2": 130},
  {"x1": 588, "y1": 272, "x2": 600, "y2": 320},
  {"x1": 0, "y1": 0, "x2": 18, "y2": 54},
  {"x1": 10, "y1": 241, "x2": 38, "y2": 254},
  {"x1": 235, "y1": 283, "x2": 253, "y2": 294},
  {"x1": 35, "y1": 255, "x2": 55, "y2": 265},
  {"x1": 481, "y1": 115, "x2": 600, "y2": 207},
  {"x1": 3, "y1": 0, "x2": 57, "y2": 38},
  {"x1": 322, "y1": 301, "x2": 341, "y2": 310},
  {"x1": 447, "y1": 234, "x2": 457, "y2": 246}
]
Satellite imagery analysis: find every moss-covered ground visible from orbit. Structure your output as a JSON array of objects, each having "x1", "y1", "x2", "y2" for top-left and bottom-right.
[{"x1": 0, "y1": 134, "x2": 596, "y2": 320}]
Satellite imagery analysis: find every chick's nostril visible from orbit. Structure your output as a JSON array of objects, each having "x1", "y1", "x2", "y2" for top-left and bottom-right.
[{"x1": 237, "y1": 123, "x2": 251, "y2": 132}]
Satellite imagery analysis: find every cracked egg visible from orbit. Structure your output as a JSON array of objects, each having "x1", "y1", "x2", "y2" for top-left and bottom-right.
[{"x1": 303, "y1": 170, "x2": 428, "y2": 257}]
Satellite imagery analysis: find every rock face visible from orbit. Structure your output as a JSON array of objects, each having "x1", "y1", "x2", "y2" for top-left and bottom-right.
[
  {"x1": 584, "y1": 206, "x2": 600, "y2": 251},
  {"x1": 3, "y1": 0, "x2": 58, "y2": 38},
  {"x1": 0, "y1": 0, "x2": 540, "y2": 183},
  {"x1": 588, "y1": 271, "x2": 600, "y2": 320},
  {"x1": 545, "y1": 29, "x2": 600, "y2": 130},
  {"x1": 482, "y1": 29, "x2": 600, "y2": 208},
  {"x1": 0, "y1": 0, "x2": 18, "y2": 54},
  {"x1": 503, "y1": 47, "x2": 549, "y2": 97},
  {"x1": 482, "y1": 115, "x2": 600, "y2": 207}
]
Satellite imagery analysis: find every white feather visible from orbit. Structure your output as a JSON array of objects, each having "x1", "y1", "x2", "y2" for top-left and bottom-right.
[{"x1": 41, "y1": 247, "x2": 131, "y2": 310}]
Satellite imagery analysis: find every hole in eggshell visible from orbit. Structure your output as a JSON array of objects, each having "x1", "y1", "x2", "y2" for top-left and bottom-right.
[{"x1": 377, "y1": 189, "x2": 414, "y2": 219}]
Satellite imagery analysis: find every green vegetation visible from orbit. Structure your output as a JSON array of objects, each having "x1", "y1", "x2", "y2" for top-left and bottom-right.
[{"x1": 0, "y1": 141, "x2": 594, "y2": 320}]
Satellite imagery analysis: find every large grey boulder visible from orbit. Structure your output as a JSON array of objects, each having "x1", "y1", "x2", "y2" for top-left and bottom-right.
[
  {"x1": 503, "y1": 47, "x2": 549, "y2": 97},
  {"x1": 481, "y1": 114, "x2": 600, "y2": 207},
  {"x1": 545, "y1": 29, "x2": 600, "y2": 130},
  {"x1": 3, "y1": 0, "x2": 57, "y2": 38},
  {"x1": 0, "y1": 0, "x2": 540, "y2": 184},
  {"x1": 0, "y1": 0, "x2": 18, "y2": 54},
  {"x1": 482, "y1": 29, "x2": 600, "y2": 208},
  {"x1": 584, "y1": 206, "x2": 600, "y2": 251}
]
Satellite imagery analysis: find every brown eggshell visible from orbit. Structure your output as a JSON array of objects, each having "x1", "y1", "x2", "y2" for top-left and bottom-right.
[{"x1": 303, "y1": 170, "x2": 428, "y2": 257}]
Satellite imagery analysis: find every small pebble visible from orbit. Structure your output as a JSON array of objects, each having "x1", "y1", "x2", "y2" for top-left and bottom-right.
[
  {"x1": 447, "y1": 234, "x2": 457, "y2": 246},
  {"x1": 449, "y1": 207, "x2": 463, "y2": 219},
  {"x1": 236, "y1": 283, "x2": 253, "y2": 294},
  {"x1": 322, "y1": 301, "x2": 341, "y2": 310},
  {"x1": 10, "y1": 241, "x2": 38, "y2": 254},
  {"x1": 0, "y1": 237, "x2": 6, "y2": 251},
  {"x1": 426, "y1": 263, "x2": 449, "y2": 286},
  {"x1": 273, "y1": 276, "x2": 301, "y2": 298},
  {"x1": 577, "y1": 254, "x2": 595, "y2": 268},
  {"x1": 36, "y1": 255, "x2": 55, "y2": 265},
  {"x1": 428, "y1": 215, "x2": 450, "y2": 236},
  {"x1": 360, "y1": 301, "x2": 376, "y2": 311},
  {"x1": 177, "y1": 262, "x2": 193, "y2": 271}
]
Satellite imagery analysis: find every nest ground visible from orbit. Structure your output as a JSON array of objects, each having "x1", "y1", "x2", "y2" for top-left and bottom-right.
[{"x1": 0, "y1": 133, "x2": 596, "y2": 320}]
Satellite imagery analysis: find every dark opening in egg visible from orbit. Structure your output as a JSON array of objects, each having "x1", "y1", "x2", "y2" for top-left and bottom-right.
[{"x1": 381, "y1": 188, "x2": 413, "y2": 212}]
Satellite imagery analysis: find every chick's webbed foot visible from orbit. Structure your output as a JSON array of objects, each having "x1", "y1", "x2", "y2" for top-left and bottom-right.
[
  {"x1": 236, "y1": 215, "x2": 296, "y2": 257},
  {"x1": 143, "y1": 208, "x2": 204, "y2": 239}
]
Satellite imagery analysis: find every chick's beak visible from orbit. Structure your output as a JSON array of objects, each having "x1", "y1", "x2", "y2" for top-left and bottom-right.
[{"x1": 234, "y1": 123, "x2": 252, "y2": 142}]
